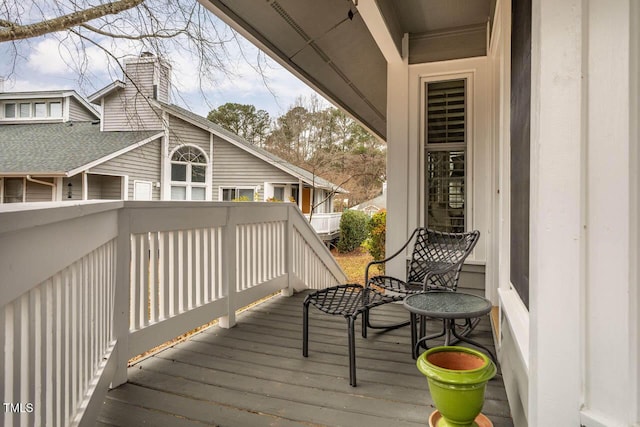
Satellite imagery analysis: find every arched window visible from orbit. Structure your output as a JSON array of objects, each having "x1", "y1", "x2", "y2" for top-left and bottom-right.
[{"x1": 170, "y1": 146, "x2": 208, "y2": 200}]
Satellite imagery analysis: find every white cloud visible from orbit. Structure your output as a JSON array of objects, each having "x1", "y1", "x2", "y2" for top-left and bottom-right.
[
  {"x1": 166, "y1": 41, "x2": 323, "y2": 117},
  {"x1": 3, "y1": 28, "x2": 327, "y2": 120},
  {"x1": 26, "y1": 37, "x2": 110, "y2": 77}
]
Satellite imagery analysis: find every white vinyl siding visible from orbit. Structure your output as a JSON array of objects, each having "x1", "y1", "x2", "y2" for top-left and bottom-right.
[
  {"x1": 101, "y1": 91, "x2": 127, "y2": 131},
  {"x1": 167, "y1": 116, "x2": 211, "y2": 155},
  {"x1": 86, "y1": 174, "x2": 122, "y2": 200},
  {"x1": 25, "y1": 179, "x2": 54, "y2": 202},
  {"x1": 62, "y1": 175, "x2": 83, "y2": 201},
  {"x1": 89, "y1": 138, "x2": 162, "y2": 200},
  {"x1": 67, "y1": 98, "x2": 96, "y2": 122},
  {"x1": 212, "y1": 137, "x2": 296, "y2": 201},
  {"x1": 101, "y1": 66, "x2": 162, "y2": 131}
]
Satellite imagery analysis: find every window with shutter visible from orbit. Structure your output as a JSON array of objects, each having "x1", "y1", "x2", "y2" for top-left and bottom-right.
[{"x1": 424, "y1": 79, "x2": 467, "y2": 233}]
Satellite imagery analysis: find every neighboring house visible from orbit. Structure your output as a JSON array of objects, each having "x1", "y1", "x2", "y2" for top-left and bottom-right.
[
  {"x1": 202, "y1": 1, "x2": 640, "y2": 427},
  {"x1": 351, "y1": 182, "x2": 387, "y2": 216},
  {"x1": 0, "y1": 89, "x2": 160, "y2": 203},
  {"x1": 0, "y1": 54, "x2": 345, "y2": 214}
]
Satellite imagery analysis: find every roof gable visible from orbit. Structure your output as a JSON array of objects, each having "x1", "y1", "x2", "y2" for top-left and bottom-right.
[
  {"x1": 87, "y1": 81, "x2": 126, "y2": 104},
  {"x1": 158, "y1": 101, "x2": 346, "y2": 192},
  {"x1": 0, "y1": 90, "x2": 100, "y2": 120}
]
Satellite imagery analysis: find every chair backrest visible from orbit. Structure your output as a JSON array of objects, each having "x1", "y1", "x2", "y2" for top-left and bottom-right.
[{"x1": 406, "y1": 228, "x2": 480, "y2": 291}]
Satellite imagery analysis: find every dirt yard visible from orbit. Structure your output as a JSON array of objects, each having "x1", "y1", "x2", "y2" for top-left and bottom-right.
[{"x1": 331, "y1": 246, "x2": 374, "y2": 285}]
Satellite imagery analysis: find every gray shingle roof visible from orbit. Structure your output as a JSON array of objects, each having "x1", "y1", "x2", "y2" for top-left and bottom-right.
[
  {"x1": 159, "y1": 102, "x2": 347, "y2": 193},
  {"x1": 0, "y1": 122, "x2": 162, "y2": 174}
]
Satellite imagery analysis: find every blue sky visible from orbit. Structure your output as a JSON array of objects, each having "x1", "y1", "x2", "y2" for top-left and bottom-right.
[{"x1": 0, "y1": 21, "x2": 323, "y2": 120}]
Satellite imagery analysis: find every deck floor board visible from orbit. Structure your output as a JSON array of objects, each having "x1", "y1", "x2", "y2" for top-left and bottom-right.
[{"x1": 98, "y1": 291, "x2": 513, "y2": 427}]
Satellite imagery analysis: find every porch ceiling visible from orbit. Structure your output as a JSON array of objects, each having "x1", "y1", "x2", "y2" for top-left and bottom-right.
[{"x1": 200, "y1": 0, "x2": 494, "y2": 141}]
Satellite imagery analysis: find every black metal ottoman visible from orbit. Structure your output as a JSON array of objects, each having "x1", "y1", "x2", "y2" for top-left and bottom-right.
[{"x1": 302, "y1": 284, "x2": 397, "y2": 386}]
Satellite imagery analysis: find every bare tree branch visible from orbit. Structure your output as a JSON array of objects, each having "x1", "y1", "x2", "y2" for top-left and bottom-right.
[
  {"x1": 80, "y1": 23, "x2": 185, "y2": 40},
  {"x1": 0, "y1": 0, "x2": 144, "y2": 42}
]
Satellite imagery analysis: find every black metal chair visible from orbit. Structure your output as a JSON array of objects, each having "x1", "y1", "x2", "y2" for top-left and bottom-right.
[
  {"x1": 363, "y1": 228, "x2": 480, "y2": 338},
  {"x1": 302, "y1": 228, "x2": 480, "y2": 387}
]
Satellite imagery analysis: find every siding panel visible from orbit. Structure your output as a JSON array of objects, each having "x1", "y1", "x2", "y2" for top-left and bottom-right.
[
  {"x1": 212, "y1": 137, "x2": 297, "y2": 201},
  {"x1": 101, "y1": 91, "x2": 127, "y2": 132},
  {"x1": 101, "y1": 63, "x2": 163, "y2": 132},
  {"x1": 168, "y1": 116, "x2": 210, "y2": 154},
  {"x1": 25, "y1": 179, "x2": 53, "y2": 202},
  {"x1": 87, "y1": 175, "x2": 122, "y2": 200},
  {"x1": 68, "y1": 98, "x2": 96, "y2": 122},
  {"x1": 62, "y1": 175, "x2": 83, "y2": 201},
  {"x1": 89, "y1": 139, "x2": 162, "y2": 200}
]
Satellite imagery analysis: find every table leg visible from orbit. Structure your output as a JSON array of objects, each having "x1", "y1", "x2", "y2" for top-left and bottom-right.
[
  {"x1": 449, "y1": 319, "x2": 497, "y2": 364},
  {"x1": 410, "y1": 312, "x2": 418, "y2": 359}
]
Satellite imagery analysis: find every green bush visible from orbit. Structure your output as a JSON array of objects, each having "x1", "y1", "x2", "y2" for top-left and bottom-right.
[
  {"x1": 337, "y1": 210, "x2": 369, "y2": 253},
  {"x1": 363, "y1": 209, "x2": 386, "y2": 261}
]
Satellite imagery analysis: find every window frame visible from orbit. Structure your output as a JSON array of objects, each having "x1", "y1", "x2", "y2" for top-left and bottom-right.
[
  {"x1": 2, "y1": 177, "x2": 25, "y2": 203},
  {"x1": 48, "y1": 101, "x2": 62, "y2": 118},
  {"x1": 3, "y1": 103, "x2": 16, "y2": 119},
  {"x1": 219, "y1": 186, "x2": 257, "y2": 202},
  {"x1": 419, "y1": 72, "x2": 474, "y2": 233},
  {"x1": 273, "y1": 185, "x2": 285, "y2": 201},
  {"x1": 169, "y1": 145, "x2": 209, "y2": 201},
  {"x1": 19, "y1": 103, "x2": 31, "y2": 118},
  {"x1": 1, "y1": 100, "x2": 64, "y2": 120}
]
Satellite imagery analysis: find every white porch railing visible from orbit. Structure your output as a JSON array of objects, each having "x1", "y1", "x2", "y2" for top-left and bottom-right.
[
  {"x1": 304, "y1": 212, "x2": 342, "y2": 235},
  {"x1": 0, "y1": 201, "x2": 346, "y2": 427}
]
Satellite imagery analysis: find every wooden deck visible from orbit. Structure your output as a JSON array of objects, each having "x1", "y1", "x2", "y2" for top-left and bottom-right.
[{"x1": 97, "y1": 291, "x2": 513, "y2": 427}]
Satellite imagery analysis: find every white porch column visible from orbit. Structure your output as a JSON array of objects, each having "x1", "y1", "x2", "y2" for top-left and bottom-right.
[
  {"x1": 531, "y1": 1, "x2": 639, "y2": 425},
  {"x1": 161, "y1": 112, "x2": 170, "y2": 200},
  {"x1": 580, "y1": 1, "x2": 638, "y2": 425},
  {"x1": 385, "y1": 35, "x2": 410, "y2": 278},
  {"x1": 82, "y1": 172, "x2": 89, "y2": 200},
  {"x1": 529, "y1": 0, "x2": 584, "y2": 425}
]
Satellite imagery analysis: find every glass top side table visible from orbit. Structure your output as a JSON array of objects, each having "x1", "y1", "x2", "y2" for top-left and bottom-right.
[{"x1": 403, "y1": 292, "x2": 496, "y2": 362}]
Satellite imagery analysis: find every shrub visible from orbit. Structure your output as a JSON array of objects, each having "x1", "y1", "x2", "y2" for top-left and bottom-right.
[
  {"x1": 337, "y1": 210, "x2": 369, "y2": 253},
  {"x1": 363, "y1": 209, "x2": 386, "y2": 272}
]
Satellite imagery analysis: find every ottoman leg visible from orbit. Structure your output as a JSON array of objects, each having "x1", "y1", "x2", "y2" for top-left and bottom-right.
[
  {"x1": 303, "y1": 297, "x2": 310, "y2": 357},
  {"x1": 348, "y1": 315, "x2": 357, "y2": 386}
]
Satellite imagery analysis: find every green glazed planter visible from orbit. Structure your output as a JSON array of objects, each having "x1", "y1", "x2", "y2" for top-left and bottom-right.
[{"x1": 417, "y1": 346, "x2": 497, "y2": 427}]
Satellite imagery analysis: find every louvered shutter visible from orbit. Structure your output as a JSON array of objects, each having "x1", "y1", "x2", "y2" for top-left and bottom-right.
[{"x1": 425, "y1": 79, "x2": 467, "y2": 233}]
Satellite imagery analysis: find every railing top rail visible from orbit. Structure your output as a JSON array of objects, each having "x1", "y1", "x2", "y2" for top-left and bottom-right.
[
  {"x1": 303, "y1": 212, "x2": 343, "y2": 218},
  {"x1": 0, "y1": 200, "x2": 124, "y2": 235}
]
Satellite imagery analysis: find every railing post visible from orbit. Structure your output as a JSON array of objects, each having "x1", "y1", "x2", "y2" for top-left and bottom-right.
[
  {"x1": 219, "y1": 207, "x2": 237, "y2": 328},
  {"x1": 111, "y1": 206, "x2": 131, "y2": 388},
  {"x1": 282, "y1": 206, "x2": 294, "y2": 297}
]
